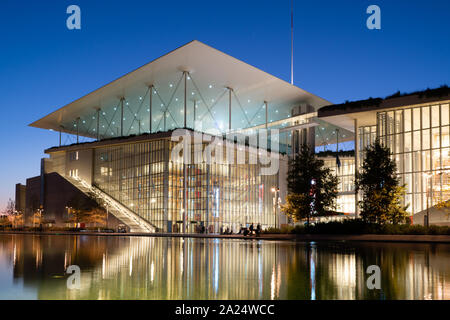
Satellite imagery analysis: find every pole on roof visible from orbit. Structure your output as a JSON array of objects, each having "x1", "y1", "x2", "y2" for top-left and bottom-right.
[
  {"x1": 149, "y1": 85, "x2": 153, "y2": 133},
  {"x1": 228, "y1": 87, "x2": 232, "y2": 131},
  {"x1": 120, "y1": 97, "x2": 125, "y2": 137},
  {"x1": 184, "y1": 72, "x2": 187, "y2": 128},
  {"x1": 164, "y1": 111, "x2": 167, "y2": 131},
  {"x1": 59, "y1": 126, "x2": 62, "y2": 147},
  {"x1": 193, "y1": 100, "x2": 196, "y2": 130},
  {"x1": 76, "y1": 118, "x2": 80, "y2": 144},
  {"x1": 96, "y1": 108, "x2": 100, "y2": 140},
  {"x1": 354, "y1": 119, "x2": 359, "y2": 218},
  {"x1": 265, "y1": 101, "x2": 268, "y2": 129},
  {"x1": 290, "y1": 0, "x2": 294, "y2": 85}
]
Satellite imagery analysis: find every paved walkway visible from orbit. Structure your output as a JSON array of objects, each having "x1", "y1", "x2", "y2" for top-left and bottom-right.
[{"x1": 1, "y1": 231, "x2": 449, "y2": 243}]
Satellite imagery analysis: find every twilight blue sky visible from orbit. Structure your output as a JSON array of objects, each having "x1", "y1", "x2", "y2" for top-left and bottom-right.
[{"x1": 0, "y1": 0, "x2": 449, "y2": 209}]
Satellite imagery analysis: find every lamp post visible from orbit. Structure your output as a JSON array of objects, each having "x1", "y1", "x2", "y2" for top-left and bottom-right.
[{"x1": 271, "y1": 187, "x2": 280, "y2": 228}]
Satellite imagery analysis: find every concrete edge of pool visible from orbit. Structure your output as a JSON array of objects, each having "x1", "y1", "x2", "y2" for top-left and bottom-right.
[{"x1": 0, "y1": 231, "x2": 449, "y2": 243}]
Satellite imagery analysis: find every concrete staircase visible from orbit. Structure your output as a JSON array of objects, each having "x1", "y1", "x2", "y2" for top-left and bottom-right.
[{"x1": 66, "y1": 176, "x2": 156, "y2": 233}]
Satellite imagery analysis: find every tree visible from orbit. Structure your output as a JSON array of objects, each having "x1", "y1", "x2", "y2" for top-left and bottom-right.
[
  {"x1": 2, "y1": 199, "x2": 24, "y2": 229},
  {"x1": 84, "y1": 207, "x2": 107, "y2": 227},
  {"x1": 5, "y1": 199, "x2": 15, "y2": 215},
  {"x1": 283, "y1": 145, "x2": 339, "y2": 222},
  {"x1": 32, "y1": 211, "x2": 43, "y2": 227},
  {"x1": 66, "y1": 193, "x2": 106, "y2": 227},
  {"x1": 10, "y1": 214, "x2": 24, "y2": 229},
  {"x1": 356, "y1": 140, "x2": 408, "y2": 224}
]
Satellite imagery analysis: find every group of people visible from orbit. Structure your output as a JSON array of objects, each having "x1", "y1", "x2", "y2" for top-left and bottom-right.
[
  {"x1": 216, "y1": 223, "x2": 263, "y2": 236},
  {"x1": 239, "y1": 223, "x2": 262, "y2": 237}
]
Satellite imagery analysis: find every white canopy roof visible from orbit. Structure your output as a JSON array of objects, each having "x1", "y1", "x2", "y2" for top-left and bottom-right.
[{"x1": 30, "y1": 40, "x2": 330, "y2": 138}]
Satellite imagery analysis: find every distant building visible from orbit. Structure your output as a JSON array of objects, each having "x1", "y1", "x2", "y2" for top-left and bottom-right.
[{"x1": 15, "y1": 184, "x2": 26, "y2": 214}]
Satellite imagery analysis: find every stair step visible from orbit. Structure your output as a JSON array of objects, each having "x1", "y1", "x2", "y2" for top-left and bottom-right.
[{"x1": 65, "y1": 176, "x2": 156, "y2": 233}]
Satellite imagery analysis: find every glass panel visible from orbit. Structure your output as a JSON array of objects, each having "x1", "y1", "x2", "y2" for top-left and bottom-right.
[
  {"x1": 422, "y1": 129, "x2": 430, "y2": 150},
  {"x1": 404, "y1": 174, "x2": 412, "y2": 193},
  {"x1": 414, "y1": 193, "x2": 422, "y2": 213},
  {"x1": 413, "y1": 108, "x2": 421, "y2": 131},
  {"x1": 441, "y1": 104, "x2": 449, "y2": 126},
  {"x1": 442, "y1": 171, "x2": 450, "y2": 202},
  {"x1": 405, "y1": 194, "x2": 412, "y2": 213},
  {"x1": 404, "y1": 109, "x2": 411, "y2": 132},
  {"x1": 395, "y1": 110, "x2": 403, "y2": 133},
  {"x1": 404, "y1": 132, "x2": 411, "y2": 152},
  {"x1": 432, "y1": 127, "x2": 440, "y2": 149},
  {"x1": 413, "y1": 131, "x2": 421, "y2": 151},
  {"x1": 404, "y1": 152, "x2": 412, "y2": 172},
  {"x1": 395, "y1": 133, "x2": 402, "y2": 153},
  {"x1": 442, "y1": 148, "x2": 450, "y2": 170},
  {"x1": 431, "y1": 105, "x2": 440, "y2": 127},
  {"x1": 442, "y1": 126, "x2": 450, "y2": 148},
  {"x1": 395, "y1": 154, "x2": 403, "y2": 173},
  {"x1": 413, "y1": 151, "x2": 421, "y2": 172},
  {"x1": 422, "y1": 150, "x2": 431, "y2": 171},
  {"x1": 387, "y1": 111, "x2": 394, "y2": 135},
  {"x1": 432, "y1": 149, "x2": 441, "y2": 170},
  {"x1": 422, "y1": 106, "x2": 430, "y2": 129}
]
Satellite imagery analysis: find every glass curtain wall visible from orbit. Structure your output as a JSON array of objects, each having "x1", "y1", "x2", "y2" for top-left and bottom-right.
[
  {"x1": 377, "y1": 102, "x2": 450, "y2": 214},
  {"x1": 322, "y1": 157, "x2": 355, "y2": 213},
  {"x1": 93, "y1": 138, "x2": 278, "y2": 233}
]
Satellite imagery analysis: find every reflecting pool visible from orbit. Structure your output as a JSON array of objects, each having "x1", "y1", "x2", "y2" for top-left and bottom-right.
[{"x1": 0, "y1": 234, "x2": 448, "y2": 300}]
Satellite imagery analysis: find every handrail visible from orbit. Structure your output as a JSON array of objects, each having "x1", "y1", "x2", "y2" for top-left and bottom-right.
[{"x1": 69, "y1": 176, "x2": 156, "y2": 233}]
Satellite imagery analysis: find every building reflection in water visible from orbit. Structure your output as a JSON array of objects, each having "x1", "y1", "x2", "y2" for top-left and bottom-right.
[{"x1": 0, "y1": 235, "x2": 448, "y2": 300}]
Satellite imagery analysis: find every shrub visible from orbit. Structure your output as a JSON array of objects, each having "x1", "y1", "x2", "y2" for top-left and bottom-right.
[{"x1": 264, "y1": 219, "x2": 450, "y2": 235}]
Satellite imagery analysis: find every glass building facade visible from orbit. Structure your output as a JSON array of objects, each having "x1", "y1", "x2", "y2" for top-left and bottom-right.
[
  {"x1": 322, "y1": 157, "x2": 356, "y2": 214},
  {"x1": 376, "y1": 102, "x2": 450, "y2": 214},
  {"x1": 93, "y1": 136, "x2": 279, "y2": 233}
]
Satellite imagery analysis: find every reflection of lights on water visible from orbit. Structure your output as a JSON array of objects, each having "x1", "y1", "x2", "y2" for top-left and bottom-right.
[
  {"x1": 64, "y1": 251, "x2": 68, "y2": 270},
  {"x1": 150, "y1": 262, "x2": 154, "y2": 283},
  {"x1": 329, "y1": 254, "x2": 356, "y2": 299},
  {"x1": 270, "y1": 265, "x2": 275, "y2": 300},
  {"x1": 310, "y1": 244, "x2": 316, "y2": 300},
  {"x1": 213, "y1": 242, "x2": 219, "y2": 294},
  {"x1": 102, "y1": 253, "x2": 106, "y2": 279},
  {"x1": 13, "y1": 244, "x2": 16, "y2": 267},
  {"x1": 129, "y1": 255, "x2": 133, "y2": 276},
  {"x1": 258, "y1": 247, "x2": 262, "y2": 297}
]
